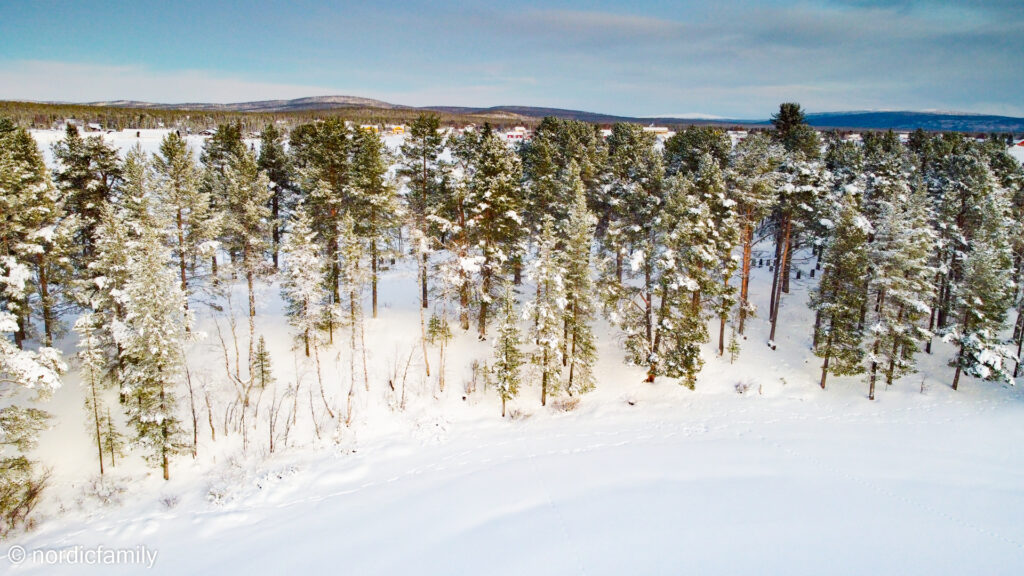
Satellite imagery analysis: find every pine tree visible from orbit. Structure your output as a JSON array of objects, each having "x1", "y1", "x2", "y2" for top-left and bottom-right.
[
  {"x1": 727, "y1": 133, "x2": 783, "y2": 334},
  {"x1": 398, "y1": 113, "x2": 447, "y2": 309},
  {"x1": 223, "y1": 147, "x2": 271, "y2": 365},
  {"x1": 811, "y1": 193, "x2": 869, "y2": 390},
  {"x1": 290, "y1": 119, "x2": 350, "y2": 305},
  {"x1": 74, "y1": 312, "x2": 118, "y2": 474},
  {"x1": 52, "y1": 124, "x2": 122, "y2": 260},
  {"x1": 771, "y1": 102, "x2": 821, "y2": 159},
  {"x1": 491, "y1": 282, "x2": 523, "y2": 417},
  {"x1": 338, "y1": 214, "x2": 369, "y2": 415},
  {"x1": 199, "y1": 122, "x2": 246, "y2": 280},
  {"x1": 600, "y1": 123, "x2": 664, "y2": 286},
  {"x1": 0, "y1": 255, "x2": 65, "y2": 533},
  {"x1": 528, "y1": 219, "x2": 567, "y2": 406},
  {"x1": 153, "y1": 131, "x2": 211, "y2": 310},
  {"x1": 863, "y1": 184, "x2": 935, "y2": 399},
  {"x1": 561, "y1": 162, "x2": 597, "y2": 395},
  {"x1": 258, "y1": 123, "x2": 294, "y2": 270},
  {"x1": 252, "y1": 335, "x2": 274, "y2": 389},
  {"x1": 349, "y1": 128, "x2": 398, "y2": 319},
  {"x1": 115, "y1": 218, "x2": 189, "y2": 480},
  {"x1": 2, "y1": 125, "x2": 77, "y2": 348},
  {"x1": 768, "y1": 154, "x2": 827, "y2": 347},
  {"x1": 692, "y1": 155, "x2": 740, "y2": 357},
  {"x1": 465, "y1": 129, "x2": 525, "y2": 337},
  {"x1": 944, "y1": 188, "x2": 1018, "y2": 389},
  {"x1": 656, "y1": 176, "x2": 720, "y2": 388},
  {"x1": 281, "y1": 205, "x2": 325, "y2": 357},
  {"x1": 664, "y1": 126, "x2": 731, "y2": 177}
]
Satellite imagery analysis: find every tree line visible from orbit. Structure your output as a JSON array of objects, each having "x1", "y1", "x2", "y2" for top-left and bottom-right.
[{"x1": 1, "y1": 103, "x2": 1022, "y2": 535}]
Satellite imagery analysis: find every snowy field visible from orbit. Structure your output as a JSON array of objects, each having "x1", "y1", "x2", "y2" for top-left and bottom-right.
[{"x1": 3, "y1": 130, "x2": 1024, "y2": 575}]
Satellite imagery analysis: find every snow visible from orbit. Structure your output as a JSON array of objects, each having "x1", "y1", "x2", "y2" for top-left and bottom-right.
[{"x1": 5, "y1": 129, "x2": 1024, "y2": 575}]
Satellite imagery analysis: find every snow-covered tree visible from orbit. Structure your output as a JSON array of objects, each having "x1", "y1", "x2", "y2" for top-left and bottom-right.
[
  {"x1": 2, "y1": 124, "x2": 77, "y2": 347},
  {"x1": 349, "y1": 128, "x2": 398, "y2": 318},
  {"x1": 604, "y1": 173, "x2": 717, "y2": 389},
  {"x1": 0, "y1": 254, "x2": 65, "y2": 533},
  {"x1": 768, "y1": 154, "x2": 828, "y2": 347},
  {"x1": 399, "y1": 113, "x2": 447, "y2": 309},
  {"x1": 281, "y1": 205, "x2": 325, "y2": 357},
  {"x1": 663, "y1": 125, "x2": 731, "y2": 178},
  {"x1": 811, "y1": 193, "x2": 869, "y2": 390},
  {"x1": 153, "y1": 131, "x2": 211, "y2": 308},
  {"x1": 289, "y1": 119, "x2": 350, "y2": 303},
  {"x1": 114, "y1": 217, "x2": 189, "y2": 480},
  {"x1": 258, "y1": 123, "x2": 294, "y2": 270},
  {"x1": 51, "y1": 124, "x2": 121, "y2": 260},
  {"x1": 727, "y1": 133, "x2": 783, "y2": 334},
  {"x1": 600, "y1": 123, "x2": 663, "y2": 285},
  {"x1": 222, "y1": 147, "x2": 271, "y2": 364},
  {"x1": 465, "y1": 128, "x2": 524, "y2": 337},
  {"x1": 491, "y1": 282, "x2": 523, "y2": 417},
  {"x1": 74, "y1": 312, "x2": 122, "y2": 475},
  {"x1": 528, "y1": 218, "x2": 566, "y2": 406},
  {"x1": 944, "y1": 188, "x2": 1018, "y2": 389},
  {"x1": 863, "y1": 184, "x2": 935, "y2": 399},
  {"x1": 561, "y1": 162, "x2": 597, "y2": 395}
]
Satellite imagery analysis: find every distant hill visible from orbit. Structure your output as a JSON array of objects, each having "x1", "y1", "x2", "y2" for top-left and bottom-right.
[
  {"x1": 796, "y1": 111, "x2": 1024, "y2": 133},
  {"x1": 83, "y1": 95, "x2": 404, "y2": 112},
  {"x1": 44, "y1": 96, "x2": 1024, "y2": 132}
]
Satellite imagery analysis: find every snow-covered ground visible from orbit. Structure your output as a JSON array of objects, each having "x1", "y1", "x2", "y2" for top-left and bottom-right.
[{"x1": 4, "y1": 130, "x2": 1023, "y2": 575}]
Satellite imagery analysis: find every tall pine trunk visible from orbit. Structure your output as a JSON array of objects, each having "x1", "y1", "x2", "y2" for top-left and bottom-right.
[{"x1": 738, "y1": 218, "x2": 754, "y2": 334}]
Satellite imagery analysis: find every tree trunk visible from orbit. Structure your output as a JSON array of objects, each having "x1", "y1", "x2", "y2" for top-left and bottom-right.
[
  {"x1": 738, "y1": 218, "x2": 753, "y2": 335},
  {"x1": 177, "y1": 208, "x2": 189, "y2": 311},
  {"x1": 271, "y1": 192, "x2": 280, "y2": 270},
  {"x1": 478, "y1": 266, "x2": 491, "y2": 338},
  {"x1": 91, "y1": 375, "x2": 104, "y2": 475},
  {"x1": 37, "y1": 253, "x2": 53, "y2": 347},
  {"x1": 769, "y1": 224, "x2": 783, "y2": 321},
  {"x1": 541, "y1": 350, "x2": 548, "y2": 406},
  {"x1": 718, "y1": 275, "x2": 729, "y2": 356},
  {"x1": 161, "y1": 381, "x2": 170, "y2": 481},
  {"x1": 371, "y1": 239, "x2": 378, "y2": 319},
  {"x1": 819, "y1": 328, "x2": 833, "y2": 390},
  {"x1": 768, "y1": 219, "x2": 791, "y2": 347},
  {"x1": 421, "y1": 252, "x2": 429, "y2": 309}
]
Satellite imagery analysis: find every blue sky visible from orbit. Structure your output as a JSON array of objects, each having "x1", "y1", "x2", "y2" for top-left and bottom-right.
[{"x1": 1, "y1": 0, "x2": 1021, "y2": 118}]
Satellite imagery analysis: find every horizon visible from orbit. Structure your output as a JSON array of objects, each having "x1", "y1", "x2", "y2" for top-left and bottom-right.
[{"x1": 1, "y1": 1, "x2": 1022, "y2": 118}]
